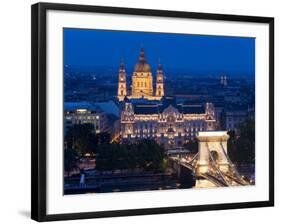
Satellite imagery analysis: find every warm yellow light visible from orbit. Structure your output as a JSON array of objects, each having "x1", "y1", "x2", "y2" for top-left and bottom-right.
[{"x1": 77, "y1": 109, "x2": 87, "y2": 113}]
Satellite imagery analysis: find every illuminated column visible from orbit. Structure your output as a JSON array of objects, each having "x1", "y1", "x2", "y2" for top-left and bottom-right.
[
  {"x1": 117, "y1": 61, "x2": 127, "y2": 101},
  {"x1": 155, "y1": 63, "x2": 164, "y2": 97}
]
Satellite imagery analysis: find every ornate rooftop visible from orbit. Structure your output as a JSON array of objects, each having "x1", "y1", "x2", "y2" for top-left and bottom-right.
[{"x1": 134, "y1": 48, "x2": 151, "y2": 73}]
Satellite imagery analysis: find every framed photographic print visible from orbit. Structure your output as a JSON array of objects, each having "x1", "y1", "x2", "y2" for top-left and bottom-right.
[{"x1": 31, "y1": 2, "x2": 274, "y2": 222}]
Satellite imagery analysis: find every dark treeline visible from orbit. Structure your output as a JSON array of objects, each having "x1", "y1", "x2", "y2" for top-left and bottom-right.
[
  {"x1": 65, "y1": 124, "x2": 110, "y2": 155},
  {"x1": 96, "y1": 140, "x2": 167, "y2": 173},
  {"x1": 64, "y1": 124, "x2": 167, "y2": 174},
  {"x1": 227, "y1": 118, "x2": 255, "y2": 164}
]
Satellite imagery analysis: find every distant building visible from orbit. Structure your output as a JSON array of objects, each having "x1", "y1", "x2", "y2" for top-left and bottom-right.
[
  {"x1": 213, "y1": 103, "x2": 225, "y2": 129},
  {"x1": 64, "y1": 101, "x2": 119, "y2": 136},
  {"x1": 64, "y1": 102, "x2": 106, "y2": 134},
  {"x1": 223, "y1": 105, "x2": 249, "y2": 133},
  {"x1": 220, "y1": 75, "x2": 227, "y2": 87}
]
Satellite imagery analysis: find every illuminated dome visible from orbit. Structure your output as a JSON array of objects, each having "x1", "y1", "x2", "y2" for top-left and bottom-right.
[{"x1": 134, "y1": 48, "x2": 151, "y2": 73}]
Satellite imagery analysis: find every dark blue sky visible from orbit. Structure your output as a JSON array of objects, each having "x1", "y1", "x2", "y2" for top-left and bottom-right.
[{"x1": 64, "y1": 28, "x2": 255, "y2": 77}]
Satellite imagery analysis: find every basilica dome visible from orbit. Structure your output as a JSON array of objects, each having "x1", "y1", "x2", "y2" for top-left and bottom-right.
[{"x1": 134, "y1": 48, "x2": 151, "y2": 73}]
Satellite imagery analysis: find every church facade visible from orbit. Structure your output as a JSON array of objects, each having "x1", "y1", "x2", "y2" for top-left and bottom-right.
[
  {"x1": 117, "y1": 48, "x2": 164, "y2": 101},
  {"x1": 118, "y1": 48, "x2": 217, "y2": 149}
]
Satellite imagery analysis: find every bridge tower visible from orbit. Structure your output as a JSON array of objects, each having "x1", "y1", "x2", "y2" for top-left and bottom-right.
[{"x1": 196, "y1": 131, "x2": 230, "y2": 175}]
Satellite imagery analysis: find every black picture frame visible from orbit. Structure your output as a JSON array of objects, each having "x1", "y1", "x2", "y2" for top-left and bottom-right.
[{"x1": 31, "y1": 2, "x2": 274, "y2": 222}]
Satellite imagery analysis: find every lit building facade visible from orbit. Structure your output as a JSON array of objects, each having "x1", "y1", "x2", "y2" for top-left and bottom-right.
[
  {"x1": 120, "y1": 98, "x2": 216, "y2": 149},
  {"x1": 64, "y1": 102, "x2": 110, "y2": 135},
  {"x1": 117, "y1": 48, "x2": 164, "y2": 101},
  {"x1": 118, "y1": 48, "x2": 217, "y2": 149}
]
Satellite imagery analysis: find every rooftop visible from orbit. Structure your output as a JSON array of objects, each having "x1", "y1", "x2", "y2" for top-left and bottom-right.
[
  {"x1": 65, "y1": 101, "x2": 120, "y2": 117},
  {"x1": 130, "y1": 97, "x2": 205, "y2": 115}
]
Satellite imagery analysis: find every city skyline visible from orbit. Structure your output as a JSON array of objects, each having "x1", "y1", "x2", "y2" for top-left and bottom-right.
[
  {"x1": 64, "y1": 28, "x2": 255, "y2": 77},
  {"x1": 63, "y1": 29, "x2": 255, "y2": 194}
]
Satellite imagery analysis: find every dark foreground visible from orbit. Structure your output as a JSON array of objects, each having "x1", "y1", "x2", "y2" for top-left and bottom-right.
[
  {"x1": 64, "y1": 163, "x2": 255, "y2": 194},
  {"x1": 64, "y1": 168, "x2": 195, "y2": 195}
]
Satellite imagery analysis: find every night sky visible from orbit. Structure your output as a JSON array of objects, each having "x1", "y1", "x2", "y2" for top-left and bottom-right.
[{"x1": 64, "y1": 28, "x2": 255, "y2": 77}]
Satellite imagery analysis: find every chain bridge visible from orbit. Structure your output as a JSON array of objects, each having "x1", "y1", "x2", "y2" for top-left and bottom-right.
[{"x1": 169, "y1": 131, "x2": 251, "y2": 187}]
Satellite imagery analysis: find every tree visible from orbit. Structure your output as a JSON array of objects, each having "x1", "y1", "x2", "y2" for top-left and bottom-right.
[
  {"x1": 65, "y1": 124, "x2": 111, "y2": 156},
  {"x1": 136, "y1": 140, "x2": 165, "y2": 172},
  {"x1": 64, "y1": 148, "x2": 78, "y2": 176},
  {"x1": 183, "y1": 139, "x2": 198, "y2": 153},
  {"x1": 236, "y1": 118, "x2": 255, "y2": 163},
  {"x1": 95, "y1": 139, "x2": 166, "y2": 173},
  {"x1": 97, "y1": 132, "x2": 111, "y2": 144},
  {"x1": 227, "y1": 130, "x2": 237, "y2": 162},
  {"x1": 227, "y1": 118, "x2": 255, "y2": 164}
]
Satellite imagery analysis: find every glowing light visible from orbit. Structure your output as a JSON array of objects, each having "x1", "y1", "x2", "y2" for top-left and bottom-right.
[{"x1": 77, "y1": 109, "x2": 87, "y2": 113}]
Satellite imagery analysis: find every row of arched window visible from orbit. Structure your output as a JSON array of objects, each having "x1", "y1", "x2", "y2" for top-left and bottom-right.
[
  {"x1": 137, "y1": 81, "x2": 150, "y2": 88},
  {"x1": 131, "y1": 122, "x2": 205, "y2": 133}
]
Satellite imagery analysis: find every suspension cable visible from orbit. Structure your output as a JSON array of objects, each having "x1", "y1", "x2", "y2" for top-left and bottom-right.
[
  {"x1": 206, "y1": 142, "x2": 229, "y2": 186},
  {"x1": 219, "y1": 142, "x2": 244, "y2": 181}
]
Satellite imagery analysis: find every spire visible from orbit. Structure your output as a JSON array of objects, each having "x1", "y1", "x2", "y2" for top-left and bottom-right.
[
  {"x1": 118, "y1": 58, "x2": 126, "y2": 78},
  {"x1": 138, "y1": 48, "x2": 146, "y2": 63},
  {"x1": 157, "y1": 62, "x2": 163, "y2": 74},
  {"x1": 119, "y1": 57, "x2": 125, "y2": 70}
]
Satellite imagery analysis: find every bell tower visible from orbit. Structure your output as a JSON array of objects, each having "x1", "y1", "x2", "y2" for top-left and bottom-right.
[
  {"x1": 155, "y1": 63, "x2": 164, "y2": 97},
  {"x1": 117, "y1": 61, "x2": 127, "y2": 101}
]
